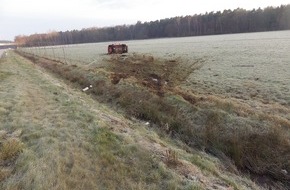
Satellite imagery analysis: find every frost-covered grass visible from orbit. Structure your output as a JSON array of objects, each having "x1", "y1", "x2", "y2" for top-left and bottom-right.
[
  {"x1": 17, "y1": 49, "x2": 290, "y2": 189},
  {"x1": 0, "y1": 52, "x2": 196, "y2": 190},
  {"x1": 16, "y1": 31, "x2": 290, "y2": 188},
  {"x1": 19, "y1": 31, "x2": 290, "y2": 106}
]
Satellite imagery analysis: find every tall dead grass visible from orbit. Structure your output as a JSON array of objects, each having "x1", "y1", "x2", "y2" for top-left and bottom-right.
[{"x1": 0, "y1": 138, "x2": 24, "y2": 160}]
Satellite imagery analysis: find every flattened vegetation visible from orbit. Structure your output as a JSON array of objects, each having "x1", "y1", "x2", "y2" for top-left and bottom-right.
[{"x1": 106, "y1": 53, "x2": 204, "y2": 95}]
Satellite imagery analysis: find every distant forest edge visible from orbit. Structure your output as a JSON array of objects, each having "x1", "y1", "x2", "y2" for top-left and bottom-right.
[
  {"x1": 15, "y1": 5, "x2": 290, "y2": 47},
  {"x1": 0, "y1": 40, "x2": 13, "y2": 43}
]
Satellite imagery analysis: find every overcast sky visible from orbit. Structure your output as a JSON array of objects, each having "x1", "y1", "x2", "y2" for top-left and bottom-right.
[{"x1": 1, "y1": 0, "x2": 290, "y2": 40}]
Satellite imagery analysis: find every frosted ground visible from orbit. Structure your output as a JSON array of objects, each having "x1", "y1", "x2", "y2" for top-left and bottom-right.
[
  {"x1": 0, "y1": 50, "x2": 5, "y2": 57},
  {"x1": 22, "y1": 30, "x2": 290, "y2": 105}
]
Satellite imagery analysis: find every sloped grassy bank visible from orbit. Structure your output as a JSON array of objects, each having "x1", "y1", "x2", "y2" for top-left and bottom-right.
[
  {"x1": 17, "y1": 51, "x2": 290, "y2": 189},
  {"x1": 1, "y1": 52, "x2": 203, "y2": 189}
]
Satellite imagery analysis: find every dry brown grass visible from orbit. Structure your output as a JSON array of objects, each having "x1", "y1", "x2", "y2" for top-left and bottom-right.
[
  {"x1": 0, "y1": 129, "x2": 24, "y2": 184},
  {"x1": 0, "y1": 138, "x2": 24, "y2": 161},
  {"x1": 165, "y1": 149, "x2": 179, "y2": 166}
]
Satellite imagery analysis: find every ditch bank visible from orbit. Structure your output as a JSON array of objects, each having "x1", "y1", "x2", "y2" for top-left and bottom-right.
[{"x1": 17, "y1": 50, "x2": 290, "y2": 189}]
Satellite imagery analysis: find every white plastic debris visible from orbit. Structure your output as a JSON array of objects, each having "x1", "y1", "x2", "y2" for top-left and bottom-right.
[
  {"x1": 281, "y1": 169, "x2": 288, "y2": 175},
  {"x1": 82, "y1": 85, "x2": 92, "y2": 92},
  {"x1": 82, "y1": 87, "x2": 89, "y2": 92},
  {"x1": 145, "y1": 122, "x2": 150, "y2": 125}
]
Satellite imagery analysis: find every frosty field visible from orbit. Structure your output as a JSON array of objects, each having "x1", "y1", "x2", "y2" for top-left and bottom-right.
[
  {"x1": 15, "y1": 30, "x2": 290, "y2": 189},
  {"x1": 20, "y1": 30, "x2": 290, "y2": 105}
]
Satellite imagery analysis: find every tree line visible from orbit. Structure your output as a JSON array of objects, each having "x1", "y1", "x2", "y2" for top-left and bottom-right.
[
  {"x1": 0, "y1": 40, "x2": 13, "y2": 43},
  {"x1": 15, "y1": 5, "x2": 290, "y2": 47}
]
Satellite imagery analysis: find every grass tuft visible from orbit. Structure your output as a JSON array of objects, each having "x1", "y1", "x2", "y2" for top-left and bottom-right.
[
  {"x1": 165, "y1": 149, "x2": 179, "y2": 166},
  {"x1": 0, "y1": 138, "x2": 24, "y2": 161}
]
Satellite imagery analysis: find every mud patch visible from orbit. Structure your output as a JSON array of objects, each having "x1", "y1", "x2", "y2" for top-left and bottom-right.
[{"x1": 105, "y1": 53, "x2": 203, "y2": 96}]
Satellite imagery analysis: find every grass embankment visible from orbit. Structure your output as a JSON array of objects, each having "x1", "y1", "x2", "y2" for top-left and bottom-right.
[
  {"x1": 1, "y1": 50, "x2": 262, "y2": 190},
  {"x1": 17, "y1": 51, "x2": 290, "y2": 189},
  {"x1": 0, "y1": 51, "x2": 211, "y2": 189}
]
